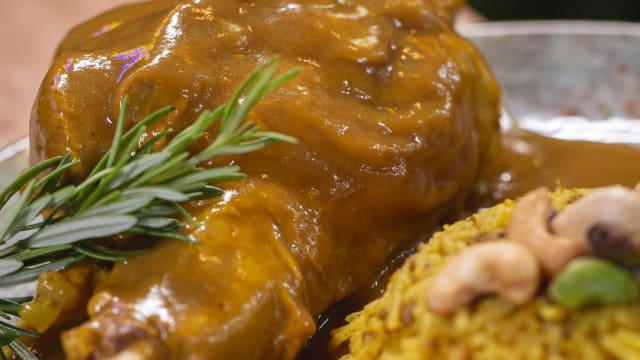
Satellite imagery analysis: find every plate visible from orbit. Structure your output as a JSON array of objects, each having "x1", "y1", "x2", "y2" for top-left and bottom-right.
[
  {"x1": 0, "y1": 138, "x2": 28, "y2": 188},
  {"x1": 458, "y1": 20, "x2": 640, "y2": 144}
]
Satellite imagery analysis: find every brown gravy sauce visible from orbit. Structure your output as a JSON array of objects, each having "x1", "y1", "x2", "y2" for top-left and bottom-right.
[
  {"x1": 471, "y1": 128, "x2": 640, "y2": 209},
  {"x1": 32, "y1": 128, "x2": 640, "y2": 359},
  {"x1": 298, "y1": 127, "x2": 640, "y2": 359}
]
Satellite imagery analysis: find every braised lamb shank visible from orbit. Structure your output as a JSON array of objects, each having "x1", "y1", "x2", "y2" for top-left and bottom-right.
[{"x1": 29, "y1": 0, "x2": 500, "y2": 358}]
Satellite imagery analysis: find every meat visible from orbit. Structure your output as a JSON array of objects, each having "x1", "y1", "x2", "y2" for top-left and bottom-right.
[{"x1": 28, "y1": 0, "x2": 500, "y2": 358}]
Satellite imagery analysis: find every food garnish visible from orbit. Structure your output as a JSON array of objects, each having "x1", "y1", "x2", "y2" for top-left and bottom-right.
[
  {"x1": 0, "y1": 60, "x2": 298, "y2": 359},
  {"x1": 506, "y1": 188, "x2": 589, "y2": 274},
  {"x1": 551, "y1": 186, "x2": 640, "y2": 266},
  {"x1": 426, "y1": 241, "x2": 540, "y2": 315},
  {"x1": 549, "y1": 257, "x2": 640, "y2": 309},
  {"x1": 425, "y1": 186, "x2": 640, "y2": 315}
]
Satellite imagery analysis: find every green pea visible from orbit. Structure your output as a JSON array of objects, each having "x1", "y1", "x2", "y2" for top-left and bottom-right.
[{"x1": 549, "y1": 257, "x2": 640, "y2": 309}]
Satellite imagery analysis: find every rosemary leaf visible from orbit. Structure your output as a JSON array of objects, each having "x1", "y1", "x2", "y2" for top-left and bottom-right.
[
  {"x1": 72, "y1": 168, "x2": 113, "y2": 200},
  {"x1": 0, "y1": 156, "x2": 64, "y2": 208},
  {"x1": 128, "y1": 227, "x2": 194, "y2": 243},
  {"x1": 139, "y1": 205, "x2": 177, "y2": 217},
  {"x1": 108, "y1": 96, "x2": 129, "y2": 168},
  {"x1": 0, "y1": 260, "x2": 22, "y2": 278},
  {"x1": 12, "y1": 195, "x2": 53, "y2": 230},
  {"x1": 225, "y1": 62, "x2": 278, "y2": 132},
  {"x1": 252, "y1": 131, "x2": 298, "y2": 144},
  {"x1": 190, "y1": 142, "x2": 265, "y2": 162},
  {"x1": 73, "y1": 244, "x2": 126, "y2": 262},
  {"x1": 0, "y1": 255, "x2": 85, "y2": 287},
  {"x1": 134, "y1": 129, "x2": 172, "y2": 157},
  {"x1": 51, "y1": 186, "x2": 76, "y2": 208},
  {"x1": 136, "y1": 217, "x2": 181, "y2": 229},
  {"x1": 0, "y1": 298, "x2": 31, "y2": 316},
  {"x1": 0, "y1": 184, "x2": 34, "y2": 244},
  {"x1": 105, "y1": 152, "x2": 172, "y2": 191},
  {"x1": 81, "y1": 243, "x2": 145, "y2": 258},
  {"x1": 0, "y1": 320, "x2": 37, "y2": 340},
  {"x1": 115, "y1": 125, "x2": 147, "y2": 169},
  {"x1": 129, "y1": 152, "x2": 190, "y2": 186},
  {"x1": 164, "y1": 106, "x2": 225, "y2": 155},
  {"x1": 117, "y1": 105, "x2": 175, "y2": 149},
  {"x1": 187, "y1": 185, "x2": 224, "y2": 201},
  {"x1": 28, "y1": 215, "x2": 138, "y2": 248},
  {"x1": 80, "y1": 197, "x2": 152, "y2": 218},
  {"x1": 121, "y1": 187, "x2": 189, "y2": 202},
  {"x1": 8, "y1": 340, "x2": 38, "y2": 360},
  {"x1": 32, "y1": 159, "x2": 78, "y2": 195},
  {"x1": 13, "y1": 245, "x2": 72, "y2": 262},
  {"x1": 168, "y1": 166, "x2": 244, "y2": 192}
]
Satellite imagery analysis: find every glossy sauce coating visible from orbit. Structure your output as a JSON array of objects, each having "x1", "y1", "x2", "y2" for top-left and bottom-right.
[{"x1": 29, "y1": 0, "x2": 499, "y2": 359}]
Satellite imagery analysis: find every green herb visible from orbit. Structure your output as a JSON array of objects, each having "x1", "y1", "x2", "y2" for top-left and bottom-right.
[
  {"x1": 0, "y1": 59, "x2": 298, "y2": 359},
  {"x1": 549, "y1": 257, "x2": 640, "y2": 309}
]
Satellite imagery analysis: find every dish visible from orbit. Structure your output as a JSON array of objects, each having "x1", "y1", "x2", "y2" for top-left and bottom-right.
[{"x1": 3, "y1": 16, "x2": 640, "y2": 360}]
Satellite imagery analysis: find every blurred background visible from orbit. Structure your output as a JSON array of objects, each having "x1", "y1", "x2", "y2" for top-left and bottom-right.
[
  {"x1": 0, "y1": 0, "x2": 639, "y2": 149},
  {"x1": 469, "y1": 0, "x2": 640, "y2": 21},
  {"x1": 0, "y1": 1, "x2": 130, "y2": 149}
]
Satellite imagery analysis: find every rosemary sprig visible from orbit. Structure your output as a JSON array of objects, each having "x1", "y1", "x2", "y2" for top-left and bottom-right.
[{"x1": 0, "y1": 59, "x2": 299, "y2": 359}]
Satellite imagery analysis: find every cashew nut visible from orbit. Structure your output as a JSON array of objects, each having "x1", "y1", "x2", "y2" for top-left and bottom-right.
[
  {"x1": 507, "y1": 188, "x2": 589, "y2": 275},
  {"x1": 426, "y1": 242, "x2": 540, "y2": 315},
  {"x1": 551, "y1": 186, "x2": 640, "y2": 266}
]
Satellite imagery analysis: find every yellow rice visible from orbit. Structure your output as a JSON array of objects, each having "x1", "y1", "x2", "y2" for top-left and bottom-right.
[{"x1": 331, "y1": 188, "x2": 640, "y2": 360}]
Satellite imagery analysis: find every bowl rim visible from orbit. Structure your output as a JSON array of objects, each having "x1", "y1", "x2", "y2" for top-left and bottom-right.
[
  {"x1": 0, "y1": 137, "x2": 28, "y2": 163},
  {"x1": 457, "y1": 20, "x2": 640, "y2": 38}
]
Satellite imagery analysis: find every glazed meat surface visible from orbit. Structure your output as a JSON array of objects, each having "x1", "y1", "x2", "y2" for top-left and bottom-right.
[{"x1": 29, "y1": 0, "x2": 500, "y2": 358}]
